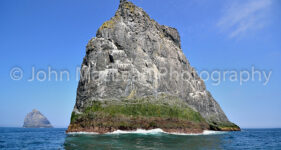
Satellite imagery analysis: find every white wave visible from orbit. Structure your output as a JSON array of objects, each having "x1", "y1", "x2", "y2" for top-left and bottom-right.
[
  {"x1": 108, "y1": 129, "x2": 227, "y2": 135},
  {"x1": 107, "y1": 128, "x2": 164, "y2": 134},
  {"x1": 203, "y1": 130, "x2": 227, "y2": 135},
  {"x1": 67, "y1": 129, "x2": 227, "y2": 136},
  {"x1": 67, "y1": 132, "x2": 99, "y2": 135},
  {"x1": 167, "y1": 130, "x2": 227, "y2": 136}
]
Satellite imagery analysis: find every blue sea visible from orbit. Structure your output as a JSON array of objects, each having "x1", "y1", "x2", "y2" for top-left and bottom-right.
[{"x1": 0, "y1": 128, "x2": 281, "y2": 149}]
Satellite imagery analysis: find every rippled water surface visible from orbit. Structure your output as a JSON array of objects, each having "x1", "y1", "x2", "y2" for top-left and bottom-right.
[{"x1": 0, "y1": 128, "x2": 281, "y2": 149}]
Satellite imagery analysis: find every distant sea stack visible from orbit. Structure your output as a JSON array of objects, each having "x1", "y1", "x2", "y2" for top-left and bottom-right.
[
  {"x1": 67, "y1": 0, "x2": 240, "y2": 134},
  {"x1": 23, "y1": 109, "x2": 53, "y2": 128}
]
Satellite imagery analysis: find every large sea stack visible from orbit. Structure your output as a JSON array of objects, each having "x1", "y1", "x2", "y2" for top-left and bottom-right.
[
  {"x1": 23, "y1": 109, "x2": 53, "y2": 128},
  {"x1": 67, "y1": 0, "x2": 240, "y2": 133}
]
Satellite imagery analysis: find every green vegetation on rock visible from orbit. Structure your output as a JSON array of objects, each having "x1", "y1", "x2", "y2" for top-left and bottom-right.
[
  {"x1": 209, "y1": 121, "x2": 240, "y2": 131},
  {"x1": 68, "y1": 95, "x2": 240, "y2": 132},
  {"x1": 69, "y1": 95, "x2": 209, "y2": 132},
  {"x1": 71, "y1": 95, "x2": 205, "y2": 124},
  {"x1": 70, "y1": 112, "x2": 79, "y2": 124}
]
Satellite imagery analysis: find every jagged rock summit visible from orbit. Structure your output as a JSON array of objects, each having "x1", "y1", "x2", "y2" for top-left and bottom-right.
[
  {"x1": 23, "y1": 109, "x2": 53, "y2": 128},
  {"x1": 67, "y1": 0, "x2": 240, "y2": 133}
]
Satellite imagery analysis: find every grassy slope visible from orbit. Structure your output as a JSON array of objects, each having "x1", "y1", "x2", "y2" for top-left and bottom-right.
[{"x1": 69, "y1": 95, "x2": 239, "y2": 132}]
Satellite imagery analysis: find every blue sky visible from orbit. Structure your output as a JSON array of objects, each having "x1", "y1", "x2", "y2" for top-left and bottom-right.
[{"x1": 0, "y1": 0, "x2": 280, "y2": 128}]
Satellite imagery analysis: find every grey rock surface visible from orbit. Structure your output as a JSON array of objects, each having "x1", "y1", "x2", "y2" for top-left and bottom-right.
[
  {"x1": 73, "y1": 0, "x2": 231, "y2": 124},
  {"x1": 23, "y1": 109, "x2": 53, "y2": 128}
]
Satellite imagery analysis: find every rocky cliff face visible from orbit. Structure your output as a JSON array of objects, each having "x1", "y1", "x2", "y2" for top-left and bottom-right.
[
  {"x1": 68, "y1": 0, "x2": 239, "y2": 133},
  {"x1": 23, "y1": 109, "x2": 53, "y2": 128}
]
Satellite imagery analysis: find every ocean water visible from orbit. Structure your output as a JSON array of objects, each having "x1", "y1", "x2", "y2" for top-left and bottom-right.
[{"x1": 0, "y1": 128, "x2": 281, "y2": 149}]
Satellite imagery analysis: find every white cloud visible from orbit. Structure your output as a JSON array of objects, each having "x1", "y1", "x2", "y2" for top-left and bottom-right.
[{"x1": 217, "y1": 0, "x2": 272, "y2": 38}]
